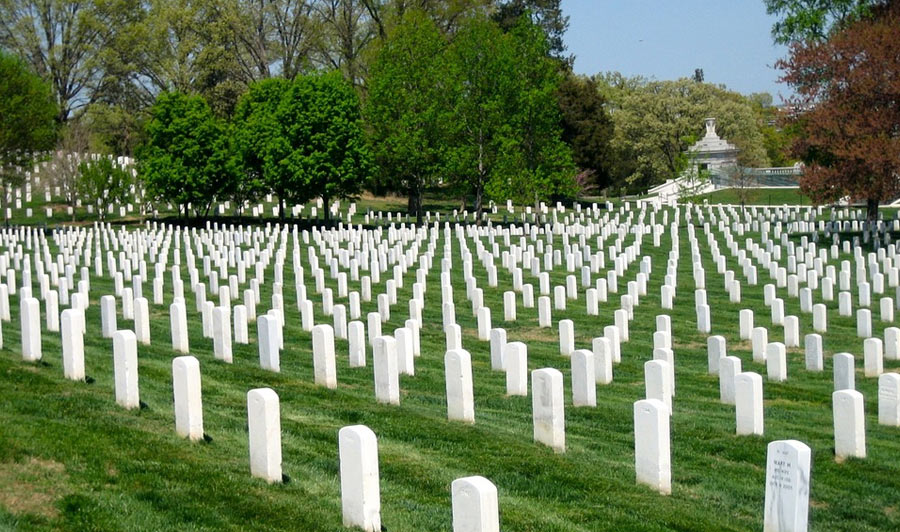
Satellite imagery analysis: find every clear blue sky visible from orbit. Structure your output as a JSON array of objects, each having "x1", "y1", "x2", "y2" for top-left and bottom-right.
[{"x1": 561, "y1": 0, "x2": 791, "y2": 99}]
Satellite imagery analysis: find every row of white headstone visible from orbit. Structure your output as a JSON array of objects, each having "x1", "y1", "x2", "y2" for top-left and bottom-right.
[{"x1": 5, "y1": 201, "x2": 899, "y2": 532}]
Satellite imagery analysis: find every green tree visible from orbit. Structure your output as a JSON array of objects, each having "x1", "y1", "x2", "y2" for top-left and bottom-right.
[
  {"x1": 488, "y1": 15, "x2": 575, "y2": 207},
  {"x1": 556, "y1": 73, "x2": 615, "y2": 192},
  {"x1": 764, "y1": 0, "x2": 884, "y2": 44},
  {"x1": 361, "y1": 0, "x2": 491, "y2": 40},
  {"x1": 81, "y1": 103, "x2": 146, "y2": 157},
  {"x1": 366, "y1": 10, "x2": 448, "y2": 224},
  {"x1": 0, "y1": 51, "x2": 57, "y2": 225},
  {"x1": 445, "y1": 16, "x2": 517, "y2": 220},
  {"x1": 778, "y1": 2, "x2": 900, "y2": 220},
  {"x1": 103, "y1": 0, "x2": 244, "y2": 116},
  {"x1": 0, "y1": 0, "x2": 138, "y2": 122},
  {"x1": 747, "y1": 92, "x2": 794, "y2": 167},
  {"x1": 600, "y1": 76, "x2": 768, "y2": 193},
  {"x1": 492, "y1": 0, "x2": 569, "y2": 60},
  {"x1": 77, "y1": 156, "x2": 132, "y2": 220},
  {"x1": 137, "y1": 91, "x2": 235, "y2": 218},
  {"x1": 235, "y1": 72, "x2": 372, "y2": 220},
  {"x1": 233, "y1": 78, "x2": 292, "y2": 217},
  {"x1": 280, "y1": 71, "x2": 373, "y2": 220}
]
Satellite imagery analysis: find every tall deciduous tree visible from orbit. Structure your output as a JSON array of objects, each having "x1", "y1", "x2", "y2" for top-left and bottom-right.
[
  {"x1": 764, "y1": 0, "x2": 884, "y2": 44},
  {"x1": 0, "y1": 51, "x2": 57, "y2": 224},
  {"x1": 778, "y1": 2, "x2": 900, "y2": 220},
  {"x1": 361, "y1": 0, "x2": 490, "y2": 40},
  {"x1": 313, "y1": 0, "x2": 377, "y2": 86},
  {"x1": 488, "y1": 15, "x2": 574, "y2": 207},
  {"x1": 492, "y1": 0, "x2": 569, "y2": 60},
  {"x1": 0, "y1": 0, "x2": 138, "y2": 122},
  {"x1": 556, "y1": 73, "x2": 615, "y2": 192},
  {"x1": 280, "y1": 71, "x2": 373, "y2": 219},
  {"x1": 366, "y1": 10, "x2": 448, "y2": 224},
  {"x1": 233, "y1": 78, "x2": 292, "y2": 216},
  {"x1": 77, "y1": 156, "x2": 132, "y2": 220},
  {"x1": 445, "y1": 16, "x2": 516, "y2": 220},
  {"x1": 138, "y1": 91, "x2": 235, "y2": 217},
  {"x1": 215, "y1": 0, "x2": 320, "y2": 83},
  {"x1": 601, "y1": 77, "x2": 768, "y2": 193}
]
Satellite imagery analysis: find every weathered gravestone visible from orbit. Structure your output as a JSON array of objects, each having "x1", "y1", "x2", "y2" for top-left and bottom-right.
[
  {"x1": 763, "y1": 440, "x2": 811, "y2": 532},
  {"x1": 532, "y1": 368, "x2": 565, "y2": 452}
]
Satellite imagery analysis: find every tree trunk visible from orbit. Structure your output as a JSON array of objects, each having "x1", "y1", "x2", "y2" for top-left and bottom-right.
[
  {"x1": 2, "y1": 182, "x2": 8, "y2": 228},
  {"x1": 476, "y1": 139, "x2": 485, "y2": 225},
  {"x1": 279, "y1": 195, "x2": 286, "y2": 222},
  {"x1": 474, "y1": 179, "x2": 484, "y2": 225},
  {"x1": 323, "y1": 196, "x2": 331, "y2": 222},
  {"x1": 416, "y1": 176, "x2": 424, "y2": 226},
  {"x1": 867, "y1": 198, "x2": 879, "y2": 221},
  {"x1": 407, "y1": 181, "x2": 416, "y2": 217}
]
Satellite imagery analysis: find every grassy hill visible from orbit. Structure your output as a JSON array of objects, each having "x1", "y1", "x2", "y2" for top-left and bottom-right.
[{"x1": 1, "y1": 204, "x2": 899, "y2": 531}]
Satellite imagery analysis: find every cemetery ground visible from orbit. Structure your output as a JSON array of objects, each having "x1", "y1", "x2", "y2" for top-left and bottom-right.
[
  {"x1": 1, "y1": 204, "x2": 899, "y2": 531},
  {"x1": 695, "y1": 188, "x2": 809, "y2": 206}
]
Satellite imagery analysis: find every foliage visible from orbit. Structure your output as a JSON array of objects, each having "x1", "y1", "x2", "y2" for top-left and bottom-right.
[
  {"x1": 50, "y1": 121, "x2": 92, "y2": 220},
  {"x1": 234, "y1": 72, "x2": 372, "y2": 219},
  {"x1": 599, "y1": 77, "x2": 769, "y2": 193},
  {"x1": 81, "y1": 103, "x2": 146, "y2": 157},
  {"x1": 778, "y1": 2, "x2": 900, "y2": 219},
  {"x1": 279, "y1": 71, "x2": 373, "y2": 218},
  {"x1": 0, "y1": 50, "x2": 57, "y2": 222},
  {"x1": 361, "y1": 0, "x2": 491, "y2": 40},
  {"x1": 77, "y1": 156, "x2": 133, "y2": 220},
  {"x1": 444, "y1": 16, "x2": 517, "y2": 219},
  {"x1": 0, "y1": 0, "x2": 138, "y2": 122},
  {"x1": 487, "y1": 15, "x2": 575, "y2": 207},
  {"x1": 746, "y1": 94, "x2": 795, "y2": 168},
  {"x1": 138, "y1": 91, "x2": 235, "y2": 217},
  {"x1": 491, "y1": 0, "x2": 569, "y2": 60},
  {"x1": 764, "y1": 0, "x2": 884, "y2": 44},
  {"x1": 365, "y1": 10, "x2": 449, "y2": 223},
  {"x1": 556, "y1": 74, "x2": 615, "y2": 192},
  {"x1": 233, "y1": 78, "x2": 293, "y2": 215}
]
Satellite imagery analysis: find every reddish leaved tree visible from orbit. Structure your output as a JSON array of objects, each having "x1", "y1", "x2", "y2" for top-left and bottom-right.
[{"x1": 778, "y1": 3, "x2": 900, "y2": 220}]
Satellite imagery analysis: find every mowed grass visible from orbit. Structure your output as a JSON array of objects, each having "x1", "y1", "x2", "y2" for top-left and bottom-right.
[
  {"x1": 697, "y1": 187, "x2": 809, "y2": 206},
  {"x1": 0, "y1": 205, "x2": 899, "y2": 531}
]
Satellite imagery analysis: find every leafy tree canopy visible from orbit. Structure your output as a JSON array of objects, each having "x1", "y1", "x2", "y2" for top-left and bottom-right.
[
  {"x1": 0, "y1": 51, "x2": 58, "y2": 171},
  {"x1": 138, "y1": 91, "x2": 235, "y2": 217},
  {"x1": 599, "y1": 76, "x2": 769, "y2": 193},
  {"x1": 0, "y1": 49, "x2": 58, "y2": 223},
  {"x1": 764, "y1": 0, "x2": 884, "y2": 44},
  {"x1": 778, "y1": 2, "x2": 900, "y2": 219},
  {"x1": 365, "y1": 9, "x2": 449, "y2": 223}
]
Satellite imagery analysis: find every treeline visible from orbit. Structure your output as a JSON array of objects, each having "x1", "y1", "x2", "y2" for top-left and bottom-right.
[{"x1": 1, "y1": 0, "x2": 793, "y2": 221}]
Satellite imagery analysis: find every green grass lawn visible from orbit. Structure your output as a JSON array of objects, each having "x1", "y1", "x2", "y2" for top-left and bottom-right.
[
  {"x1": 0, "y1": 204, "x2": 899, "y2": 531},
  {"x1": 695, "y1": 187, "x2": 810, "y2": 206}
]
